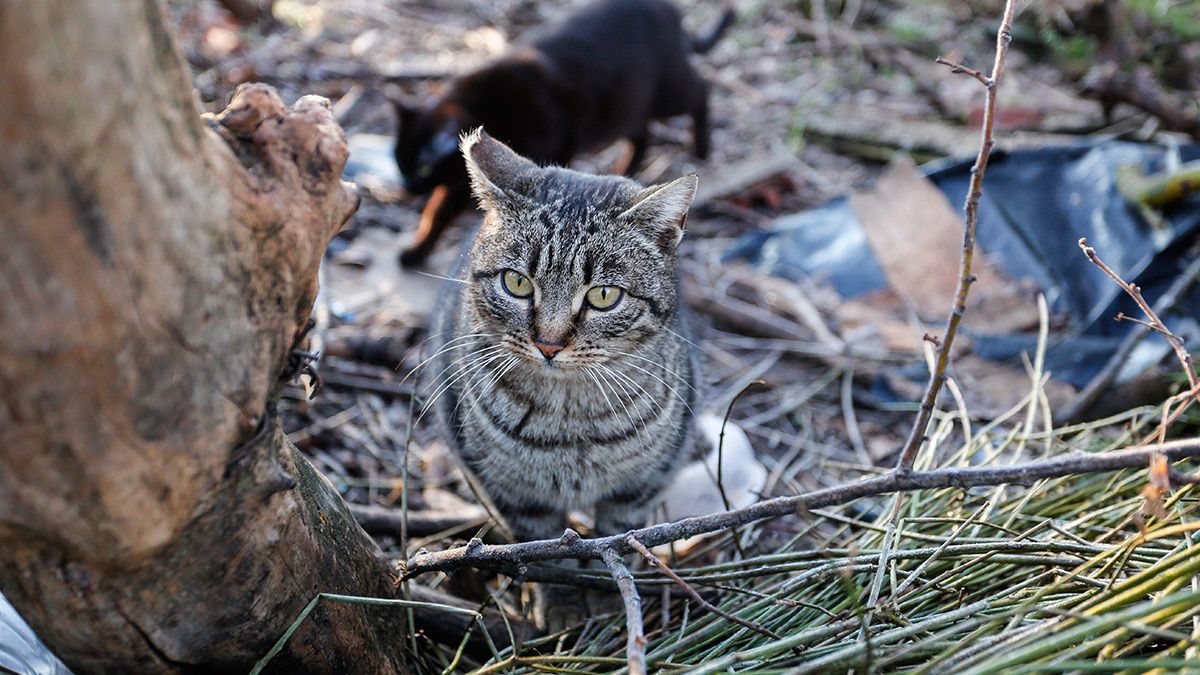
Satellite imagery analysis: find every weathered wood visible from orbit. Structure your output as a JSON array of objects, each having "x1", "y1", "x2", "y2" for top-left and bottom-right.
[{"x1": 0, "y1": 2, "x2": 419, "y2": 672}]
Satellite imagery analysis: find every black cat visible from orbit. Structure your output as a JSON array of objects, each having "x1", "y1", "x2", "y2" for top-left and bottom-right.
[{"x1": 392, "y1": 0, "x2": 734, "y2": 266}]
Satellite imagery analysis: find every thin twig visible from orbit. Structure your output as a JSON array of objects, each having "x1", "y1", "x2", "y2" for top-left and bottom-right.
[
  {"x1": 859, "y1": 1, "x2": 1021, "y2": 647},
  {"x1": 1078, "y1": 238, "x2": 1198, "y2": 393},
  {"x1": 895, "y1": 0, "x2": 1019, "y2": 473},
  {"x1": 717, "y1": 380, "x2": 763, "y2": 558},
  {"x1": 626, "y1": 536, "x2": 783, "y2": 641},
  {"x1": 719, "y1": 382, "x2": 763, "y2": 511},
  {"x1": 1116, "y1": 313, "x2": 1165, "y2": 333},
  {"x1": 934, "y1": 56, "x2": 991, "y2": 87},
  {"x1": 1079, "y1": 238, "x2": 1200, "y2": 446},
  {"x1": 860, "y1": 493, "x2": 905, "y2": 641},
  {"x1": 842, "y1": 369, "x2": 869, "y2": 465},
  {"x1": 601, "y1": 548, "x2": 646, "y2": 675},
  {"x1": 400, "y1": 439, "x2": 1200, "y2": 577},
  {"x1": 1058, "y1": 250, "x2": 1200, "y2": 423}
]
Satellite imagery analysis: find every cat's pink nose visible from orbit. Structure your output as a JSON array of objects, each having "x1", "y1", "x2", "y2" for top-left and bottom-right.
[{"x1": 534, "y1": 339, "x2": 566, "y2": 360}]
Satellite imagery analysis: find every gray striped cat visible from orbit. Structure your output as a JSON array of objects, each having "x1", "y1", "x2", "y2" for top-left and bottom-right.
[{"x1": 427, "y1": 130, "x2": 699, "y2": 625}]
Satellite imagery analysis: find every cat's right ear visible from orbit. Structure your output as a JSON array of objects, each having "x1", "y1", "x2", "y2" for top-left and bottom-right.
[
  {"x1": 620, "y1": 174, "x2": 698, "y2": 252},
  {"x1": 460, "y1": 128, "x2": 537, "y2": 210}
]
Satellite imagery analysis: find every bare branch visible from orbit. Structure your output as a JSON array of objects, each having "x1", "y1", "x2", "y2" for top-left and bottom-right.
[
  {"x1": 935, "y1": 56, "x2": 991, "y2": 87},
  {"x1": 626, "y1": 536, "x2": 782, "y2": 641},
  {"x1": 1079, "y1": 238, "x2": 1198, "y2": 393},
  {"x1": 895, "y1": 0, "x2": 1020, "y2": 472},
  {"x1": 399, "y1": 439, "x2": 1200, "y2": 577},
  {"x1": 1116, "y1": 312, "x2": 1171, "y2": 335},
  {"x1": 1058, "y1": 250, "x2": 1200, "y2": 423},
  {"x1": 602, "y1": 548, "x2": 646, "y2": 675}
]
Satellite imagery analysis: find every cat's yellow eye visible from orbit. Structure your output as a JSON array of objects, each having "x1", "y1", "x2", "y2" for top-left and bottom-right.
[
  {"x1": 586, "y1": 286, "x2": 623, "y2": 310},
  {"x1": 501, "y1": 270, "x2": 534, "y2": 298}
]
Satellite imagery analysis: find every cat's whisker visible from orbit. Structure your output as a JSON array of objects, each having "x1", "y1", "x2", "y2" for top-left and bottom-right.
[
  {"x1": 591, "y1": 366, "x2": 645, "y2": 444},
  {"x1": 418, "y1": 351, "x2": 511, "y2": 423},
  {"x1": 456, "y1": 352, "x2": 519, "y2": 418},
  {"x1": 599, "y1": 363, "x2": 664, "y2": 417},
  {"x1": 421, "y1": 344, "x2": 508, "y2": 393},
  {"x1": 600, "y1": 367, "x2": 666, "y2": 452},
  {"x1": 663, "y1": 326, "x2": 700, "y2": 349},
  {"x1": 427, "y1": 349, "x2": 511, "y2": 407},
  {"x1": 454, "y1": 356, "x2": 520, "y2": 443},
  {"x1": 451, "y1": 352, "x2": 505, "y2": 417},
  {"x1": 583, "y1": 366, "x2": 622, "y2": 426},
  {"x1": 613, "y1": 359, "x2": 694, "y2": 415},
  {"x1": 612, "y1": 349, "x2": 698, "y2": 392},
  {"x1": 415, "y1": 357, "x2": 504, "y2": 425},
  {"x1": 400, "y1": 332, "x2": 497, "y2": 385},
  {"x1": 481, "y1": 356, "x2": 523, "y2": 411},
  {"x1": 414, "y1": 270, "x2": 471, "y2": 285}
]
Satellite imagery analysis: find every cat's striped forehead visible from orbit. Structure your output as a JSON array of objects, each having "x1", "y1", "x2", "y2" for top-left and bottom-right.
[
  {"x1": 462, "y1": 130, "x2": 693, "y2": 290},
  {"x1": 480, "y1": 168, "x2": 667, "y2": 277},
  {"x1": 526, "y1": 168, "x2": 641, "y2": 221}
]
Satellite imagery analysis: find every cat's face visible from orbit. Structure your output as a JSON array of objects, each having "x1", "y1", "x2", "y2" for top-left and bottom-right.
[
  {"x1": 459, "y1": 130, "x2": 696, "y2": 372},
  {"x1": 393, "y1": 100, "x2": 467, "y2": 195}
]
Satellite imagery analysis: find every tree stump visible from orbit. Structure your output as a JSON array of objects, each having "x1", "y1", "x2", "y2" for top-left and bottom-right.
[{"x1": 0, "y1": 2, "x2": 416, "y2": 672}]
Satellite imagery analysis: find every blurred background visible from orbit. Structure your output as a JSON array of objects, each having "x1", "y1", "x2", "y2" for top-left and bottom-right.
[
  {"x1": 7, "y1": 2, "x2": 1200, "y2": 672},
  {"x1": 166, "y1": 0, "x2": 1200, "y2": 560}
]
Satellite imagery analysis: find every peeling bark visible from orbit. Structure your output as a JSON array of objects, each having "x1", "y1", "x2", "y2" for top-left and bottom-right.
[{"x1": 0, "y1": 2, "x2": 414, "y2": 672}]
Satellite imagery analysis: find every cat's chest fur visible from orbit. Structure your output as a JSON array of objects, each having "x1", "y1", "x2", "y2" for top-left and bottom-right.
[{"x1": 436, "y1": 326, "x2": 694, "y2": 508}]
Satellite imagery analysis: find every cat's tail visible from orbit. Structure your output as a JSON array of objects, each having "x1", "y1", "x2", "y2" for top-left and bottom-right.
[{"x1": 691, "y1": 6, "x2": 736, "y2": 54}]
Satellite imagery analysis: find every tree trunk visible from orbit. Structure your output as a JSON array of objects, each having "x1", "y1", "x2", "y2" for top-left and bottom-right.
[{"x1": 0, "y1": 2, "x2": 421, "y2": 672}]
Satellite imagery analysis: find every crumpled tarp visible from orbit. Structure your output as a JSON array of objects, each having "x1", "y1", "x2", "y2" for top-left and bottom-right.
[
  {"x1": 726, "y1": 141, "x2": 1200, "y2": 387},
  {"x1": 0, "y1": 591, "x2": 71, "y2": 675}
]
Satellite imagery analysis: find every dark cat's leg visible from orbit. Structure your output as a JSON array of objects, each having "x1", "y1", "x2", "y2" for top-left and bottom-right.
[
  {"x1": 398, "y1": 184, "x2": 472, "y2": 267},
  {"x1": 691, "y1": 84, "x2": 711, "y2": 161},
  {"x1": 616, "y1": 129, "x2": 650, "y2": 176}
]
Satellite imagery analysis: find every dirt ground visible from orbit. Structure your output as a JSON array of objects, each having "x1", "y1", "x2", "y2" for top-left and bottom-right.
[{"x1": 168, "y1": 0, "x2": 1198, "y2": 559}]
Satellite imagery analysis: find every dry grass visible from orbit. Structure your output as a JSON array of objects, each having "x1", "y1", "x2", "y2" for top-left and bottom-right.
[{"x1": 426, "y1": 392, "x2": 1200, "y2": 673}]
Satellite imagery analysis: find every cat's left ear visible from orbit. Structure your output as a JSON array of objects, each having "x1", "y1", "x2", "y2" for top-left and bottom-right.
[
  {"x1": 460, "y1": 128, "x2": 538, "y2": 210},
  {"x1": 620, "y1": 174, "x2": 698, "y2": 252}
]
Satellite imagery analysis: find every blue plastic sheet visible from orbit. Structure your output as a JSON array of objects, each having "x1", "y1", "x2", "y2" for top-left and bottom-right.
[{"x1": 0, "y1": 591, "x2": 71, "y2": 675}]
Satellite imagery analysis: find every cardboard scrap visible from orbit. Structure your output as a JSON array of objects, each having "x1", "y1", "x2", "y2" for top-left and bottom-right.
[{"x1": 848, "y1": 156, "x2": 1040, "y2": 332}]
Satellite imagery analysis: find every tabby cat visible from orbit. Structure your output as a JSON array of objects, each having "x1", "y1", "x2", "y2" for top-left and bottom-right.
[
  {"x1": 427, "y1": 130, "x2": 699, "y2": 625},
  {"x1": 393, "y1": 0, "x2": 734, "y2": 266}
]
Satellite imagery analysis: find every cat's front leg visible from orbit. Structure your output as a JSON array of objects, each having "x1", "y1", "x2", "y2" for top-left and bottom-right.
[
  {"x1": 492, "y1": 497, "x2": 590, "y2": 632},
  {"x1": 559, "y1": 490, "x2": 659, "y2": 629},
  {"x1": 595, "y1": 485, "x2": 659, "y2": 537}
]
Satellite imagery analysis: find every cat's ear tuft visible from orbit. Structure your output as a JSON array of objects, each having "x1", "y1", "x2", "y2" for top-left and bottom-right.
[
  {"x1": 460, "y1": 128, "x2": 537, "y2": 210},
  {"x1": 619, "y1": 174, "x2": 698, "y2": 251}
]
